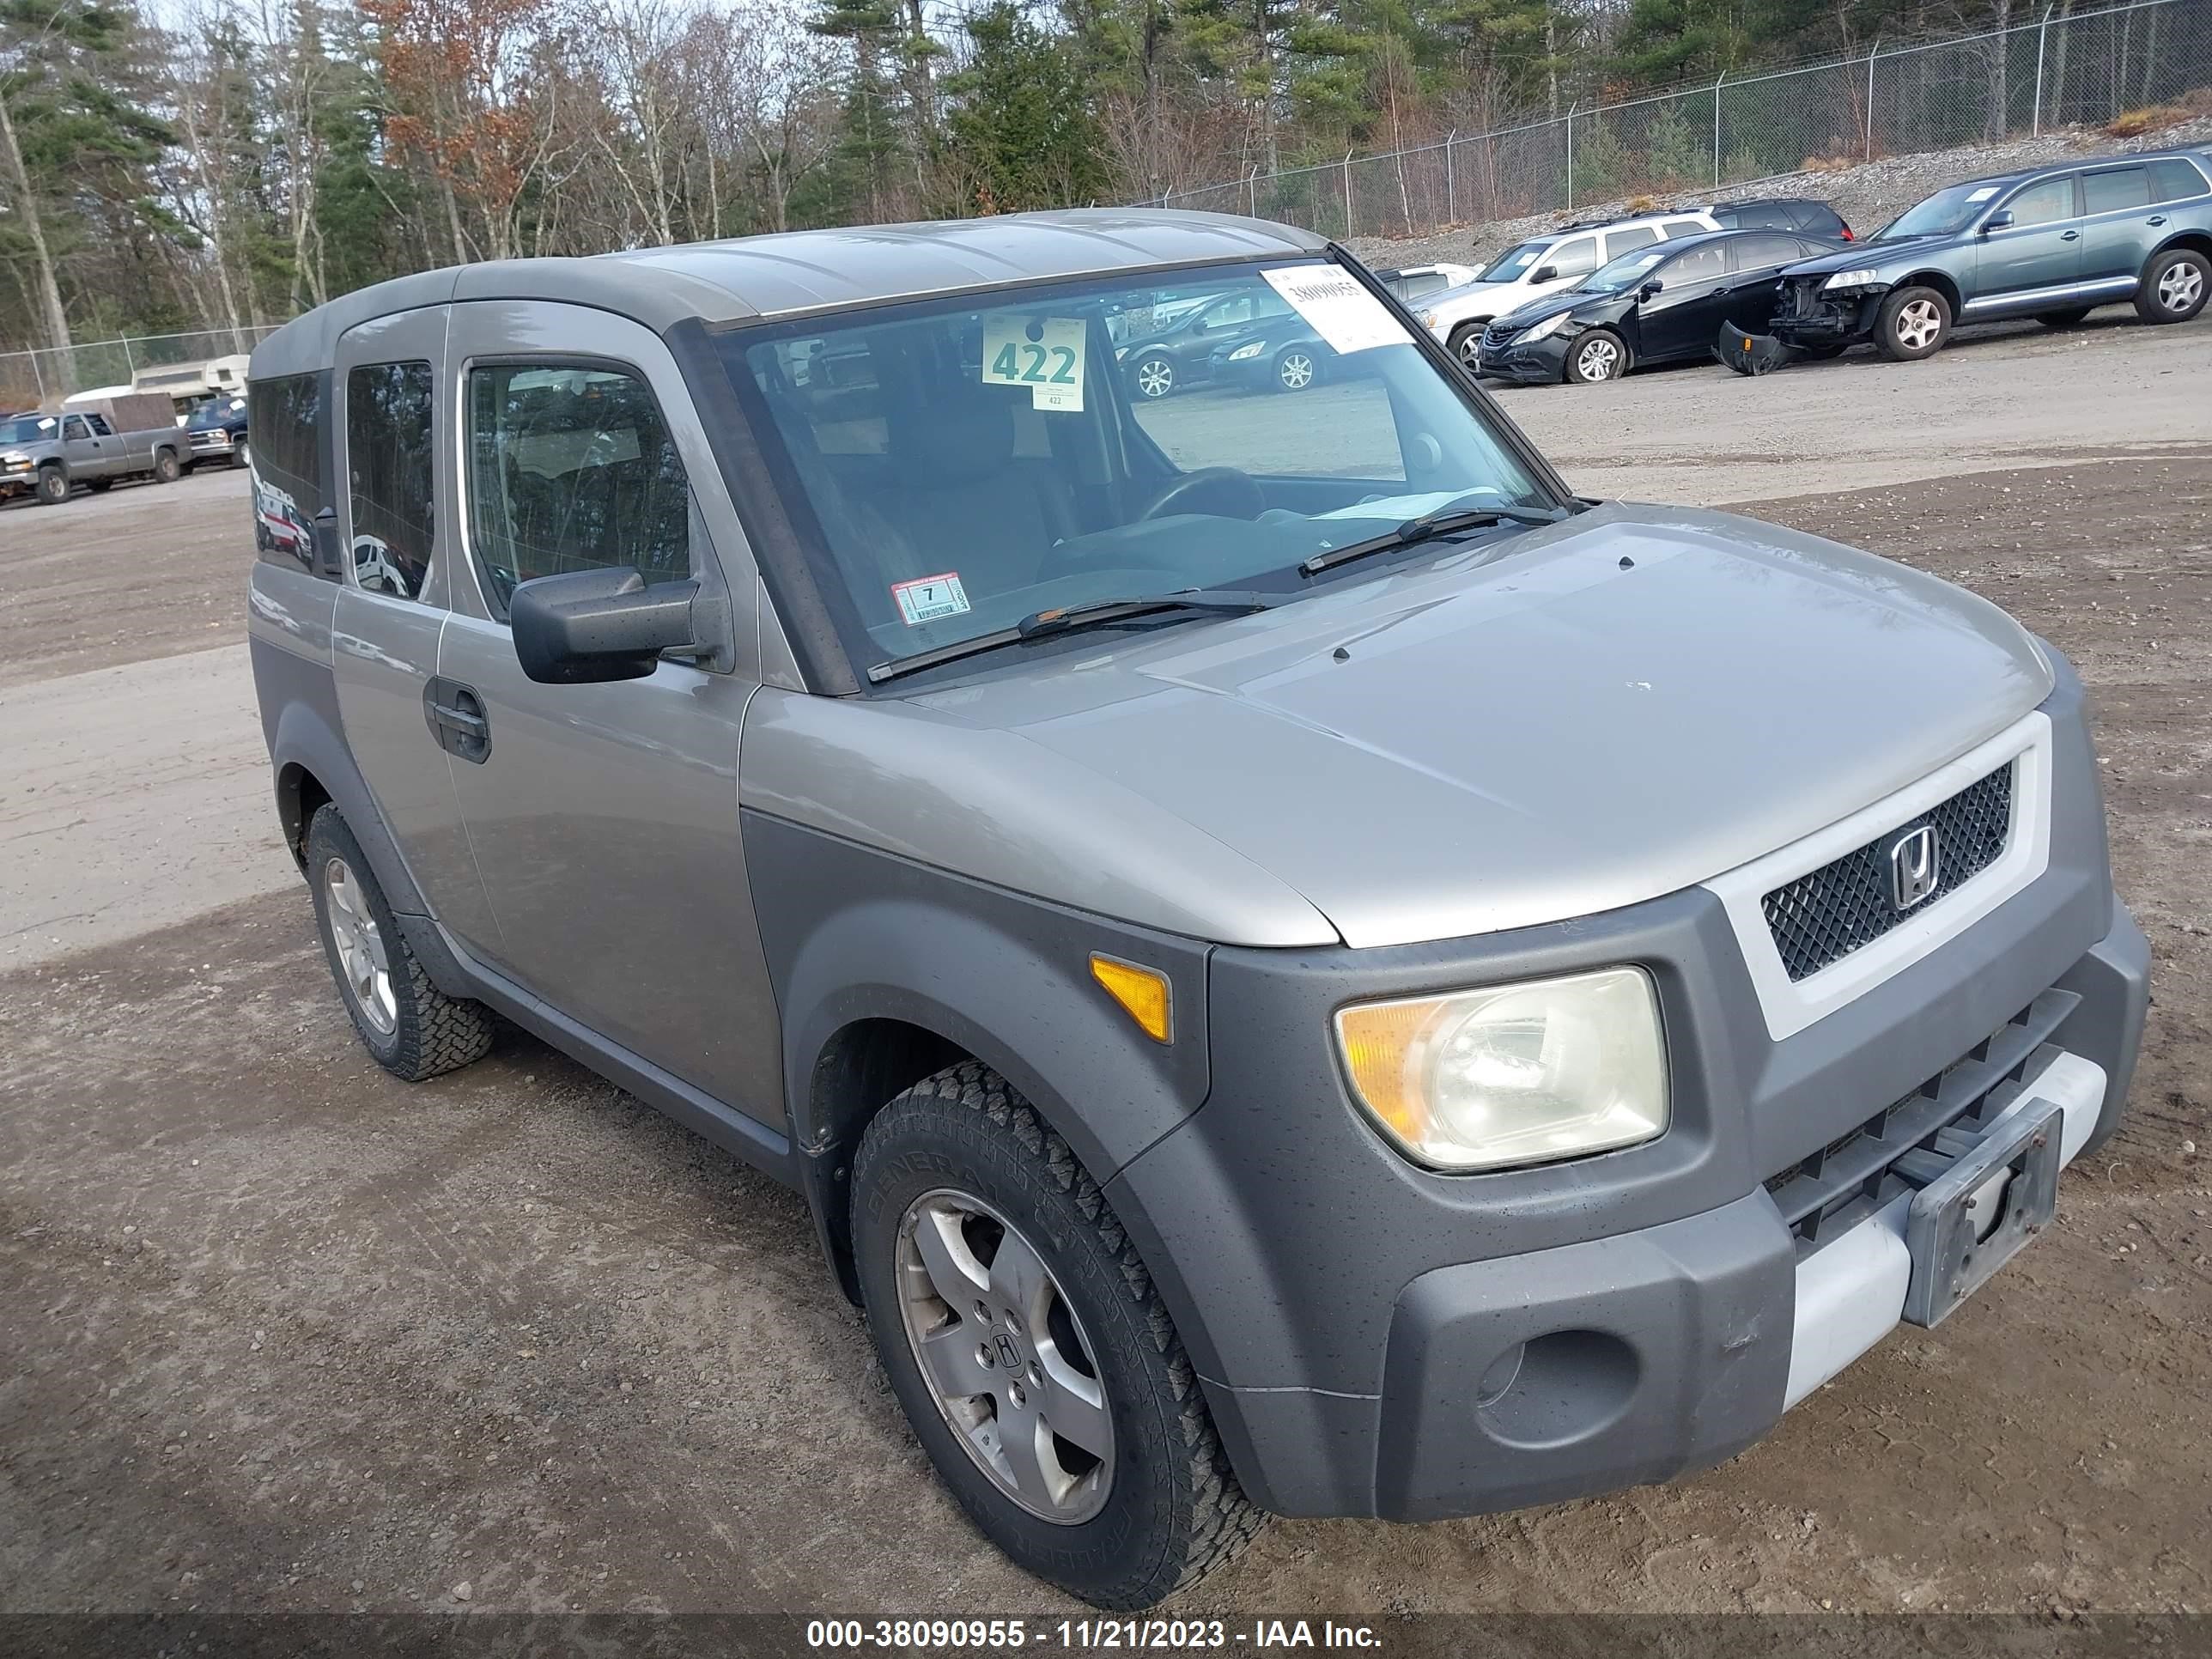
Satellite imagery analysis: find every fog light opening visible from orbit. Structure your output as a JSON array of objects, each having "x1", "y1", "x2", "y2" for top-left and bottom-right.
[{"x1": 1475, "y1": 1328, "x2": 1640, "y2": 1450}]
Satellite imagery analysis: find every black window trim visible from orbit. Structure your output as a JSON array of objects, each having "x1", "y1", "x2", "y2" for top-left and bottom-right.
[{"x1": 455, "y1": 349, "x2": 704, "y2": 625}]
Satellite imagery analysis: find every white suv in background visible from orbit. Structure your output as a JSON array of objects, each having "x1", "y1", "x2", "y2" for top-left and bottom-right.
[{"x1": 1419, "y1": 208, "x2": 1721, "y2": 365}]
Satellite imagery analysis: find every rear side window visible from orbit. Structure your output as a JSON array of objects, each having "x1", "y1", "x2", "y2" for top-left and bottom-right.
[
  {"x1": 1604, "y1": 225, "x2": 1660, "y2": 259},
  {"x1": 249, "y1": 372, "x2": 327, "y2": 573},
  {"x1": 2147, "y1": 158, "x2": 2209, "y2": 202},
  {"x1": 346, "y1": 362, "x2": 436, "y2": 604},
  {"x1": 465, "y1": 362, "x2": 695, "y2": 615},
  {"x1": 1658, "y1": 218, "x2": 1710, "y2": 239},
  {"x1": 2081, "y1": 167, "x2": 2150, "y2": 214},
  {"x1": 1717, "y1": 204, "x2": 1790, "y2": 230},
  {"x1": 1725, "y1": 234, "x2": 1810, "y2": 272},
  {"x1": 1662, "y1": 241, "x2": 1729, "y2": 283}
]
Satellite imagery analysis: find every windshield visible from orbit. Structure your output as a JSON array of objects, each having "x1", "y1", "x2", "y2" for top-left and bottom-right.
[
  {"x1": 1578, "y1": 247, "x2": 1670, "y2": 293},
  {"x1": 726, "y1": 259, "x2": 1553, "y2": 679},
  {"x1": 0, "y1": 415, "x2": 58, "y2": 445},
  {"x1": 1875, "y1": 180, "x2": 2008, "y2": 240},
  {"x1": 188, "y1": 397, "x2": 246, "y2": 428},
  {"x1": 1474, "y1": 241, "x2": 1550, "y2": 284}
]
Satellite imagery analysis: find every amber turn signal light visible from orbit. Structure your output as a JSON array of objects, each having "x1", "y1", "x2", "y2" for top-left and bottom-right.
[{"x1": 1091, "y1": 954, "x2": 1172, "y2": 1043}]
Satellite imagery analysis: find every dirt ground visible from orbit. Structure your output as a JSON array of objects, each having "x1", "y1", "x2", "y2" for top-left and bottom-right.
[{"x1": 1, "y1": 336, "x2": 2209, "y2": 1625}]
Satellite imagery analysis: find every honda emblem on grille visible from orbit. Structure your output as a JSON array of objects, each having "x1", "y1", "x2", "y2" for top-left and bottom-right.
[{"x1": 1889, "y1": 824, "x2": 1942, "y2": 910}]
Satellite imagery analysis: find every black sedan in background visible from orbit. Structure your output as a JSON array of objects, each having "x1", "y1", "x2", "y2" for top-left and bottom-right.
[
  {"x1": 1474, "y1": 228, "x2": 1844, "y2": 385},
  {"x1": 1115, "y1": 287, "x2": 1296, "y2": 398}
]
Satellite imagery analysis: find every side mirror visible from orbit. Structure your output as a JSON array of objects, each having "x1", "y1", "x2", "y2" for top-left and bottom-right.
[
  {"x1": 510, "y1": 567, "x2": 705, "y2": 684},
  {"x1": 1638, "y1": 279, "x2": 1665, "y2": 300},
  {"x1": 1981, "y1": 210, "x2": 2014, "y2": 234},
  {"x1": 1532, "y1": 265, "x2": 1560, "y2": 284}
]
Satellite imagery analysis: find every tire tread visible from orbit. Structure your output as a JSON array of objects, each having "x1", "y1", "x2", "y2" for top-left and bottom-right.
[{"x1": 859, "y1": 1061, "x2": 1264, "y2": 1607}]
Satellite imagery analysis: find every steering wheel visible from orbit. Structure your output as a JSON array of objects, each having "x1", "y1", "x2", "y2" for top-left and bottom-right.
[{"x1": 1138, "y1": 466, "x2": 1267, "y2": 523}]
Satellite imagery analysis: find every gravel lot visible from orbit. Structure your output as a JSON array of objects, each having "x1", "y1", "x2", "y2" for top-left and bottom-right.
[{"x1": 2, "y1": 319, "x2": 2209, "y2": 1625}]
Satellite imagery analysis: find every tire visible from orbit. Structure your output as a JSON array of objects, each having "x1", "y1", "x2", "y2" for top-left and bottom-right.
[
  {"x1": 152, "y1": 449, "x2": 181, "y2": 483},
  {"x1": 1564, "y1": 328, "x2": 1627, "y2": 383},
  {"x1": 852, "y1": 1063, "x2": 1264, "y2": 1608},
  {"x1": 232, "y1": 441, "x2": 251, "y2": 471},
  {"x1": 1129, "y1": 354, "x2": 1175, "y2": 400},
  {"x1": 305, "y1": 805, "x2": 494, "y2": 1082},
  {"x1": 1875, "y1": 284, "x2": 1950, "y2": 360},
  {"x1": 2035, "y1": 307, "x2": 2093, "y2": 329},
  {"x1": 1272, "y1": 347, "x2": 1318, "y2": 392},
  {"x1": 1446, "y1": 321, "x2": 1486, "y2": 370},
  {"x1": 2135, "y1": 246, "x2": 2209, "y2": 324},
  {"x1": 33, "y1": 465, "x2": 68, "y2": 506}
]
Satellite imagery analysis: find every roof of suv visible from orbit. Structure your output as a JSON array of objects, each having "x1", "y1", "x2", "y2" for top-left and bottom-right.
[{"x1": 252, "y1": 210, "x2": 1327, "y2": 380}]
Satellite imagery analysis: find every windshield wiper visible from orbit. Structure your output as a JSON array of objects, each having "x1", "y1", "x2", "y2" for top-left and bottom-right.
[
  {"x1": 867, "y1": 590, "x2": 1283, "y2": 684},
  {"x1": 1298, "y1": 499, "x2": 1568, "y2": 577}
]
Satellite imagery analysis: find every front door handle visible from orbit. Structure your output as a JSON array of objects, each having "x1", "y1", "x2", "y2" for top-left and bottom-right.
[
  {"x1": 423, "y1": 677, "x2": 492, "y2": 763},
  {"x1": 2148, "y1": 215, "x2": 2166, "y2": 226},
  {"x1": 2060, "y1": 229, "x2": 2080, "y2": 240}
]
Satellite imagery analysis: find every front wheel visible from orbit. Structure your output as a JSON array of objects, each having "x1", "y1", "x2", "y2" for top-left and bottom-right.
[
  {"x1": 852, "y1": 1063, "x2": 1263, "y2": 1607},
  {"x1": 1565, "y1": 328, "x2": 1627, "y2": 383},
  {"x1": 152, "y1": 449, "x2": 181, "y2": 483},
  {"x1": 2136, "y1": 247, "x2": 2209, "y2": 323},
  {"x1": 1128, "y1": 354, "x2": 1175, "y2": 400},
  {"x1": 232, "y1": 441, "x2": 251, "y2": 470},
  {"x1": 1273, "y1": 347, "x2": 1317, "y2": 392},
  {"x1": 33, "y1": 465, "x2": 68, "y2": 505},
  {"x1": 1446, "y1": 321, "x2": 1486, "y2": 371},
  {"x1": 1876, "y1": 285, "x2": 1950, "y2": 360}
]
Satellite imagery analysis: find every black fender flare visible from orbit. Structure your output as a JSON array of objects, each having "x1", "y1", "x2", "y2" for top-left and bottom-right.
[{"x1": 744, "y1": 811, "x2": 1213, "y2": 1298}]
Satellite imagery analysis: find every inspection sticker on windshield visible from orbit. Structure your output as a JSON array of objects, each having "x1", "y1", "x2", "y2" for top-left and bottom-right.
[
  {"x1": 981, "y1": 316, "x2": 1085, "y2": 411},
  {"x1": 891, "y1": 571, "x2": 971, "y2": 626},
  {"x1": 1261, "y1": 266, "x2": 1411, "y2": 355},
  {"x1": 1966, "y1": 185, "x2": 2001, "y2": 202}
]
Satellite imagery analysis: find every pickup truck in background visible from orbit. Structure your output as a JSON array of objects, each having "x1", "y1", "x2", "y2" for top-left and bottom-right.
[
  {"x1": 0, "y1": 408, "x2": 190, "y2": 505},
  {"x1": 185, "y1": 393, "x2": 251, "y2": 469}
]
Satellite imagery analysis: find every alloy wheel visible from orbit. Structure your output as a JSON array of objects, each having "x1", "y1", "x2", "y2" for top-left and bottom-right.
[
  {"x1": 895, "y1": 1188, "x2": 1114, "y2": 1525},
  {"x1": 1576, "y1": 337, "x2": 1621, "y2": 380},
  {"x1": 1133, "y1": 358, "x2": 1173, "y2": 399},
  {"x1": 1893, "y1": 298, "x2": 1943, "y2": 351},
  {"x1": 323, "y1": 854, "x2": 397, "y2": 1036},
  {"x1": 2158, "y1": 261, "x2": 2203, "y2": 313},
  {"x1": 1276, "y1": 351, "x2": 1316, "y2": 390}
]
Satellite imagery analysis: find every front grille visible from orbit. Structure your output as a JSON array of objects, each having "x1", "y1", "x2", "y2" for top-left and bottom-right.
[
  {"x1": 1481, "y1": 319, "x2": 1518, "y2": 350},
  {"x1": 1764, "y1": 988, "x2": 2078, "y2": 1249},
  {"x1": 190, "y1": 431, "x2": 230, "y2": 450},
  {"x1": 1762, "y1": 762, "x2": 2014, "y2": 981}
]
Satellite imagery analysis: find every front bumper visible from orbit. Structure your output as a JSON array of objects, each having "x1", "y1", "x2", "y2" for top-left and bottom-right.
[
  {"x1": 1473, "y1": 331, "x2": 1571, "y2": 384},
  {"x1": 1106, "y1": 660, "x2": 2148, "y2": 1520},
  {"x1": 1769, "y1": 281, "x2": 1885, "y2": 345}
]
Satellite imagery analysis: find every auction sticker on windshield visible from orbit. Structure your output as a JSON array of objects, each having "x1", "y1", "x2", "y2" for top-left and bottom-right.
[
  {"x1": 1261, "y1": 265, "x2": 1412, "y2": 355},
  {"x1": 981, "y1": 316, "x2": 1085, "y2": 411},
  {"x1": 891, "y1": 571, "x2": 971, "y2": 626}
]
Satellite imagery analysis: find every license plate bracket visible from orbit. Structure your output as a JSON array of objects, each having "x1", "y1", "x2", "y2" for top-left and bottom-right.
[{"x1": 1901, "y1": 1100, "x2": 2062, "y2": 1327}]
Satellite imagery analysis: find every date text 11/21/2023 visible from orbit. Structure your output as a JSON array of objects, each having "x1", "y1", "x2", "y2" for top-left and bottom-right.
[{"x1": 805, "y1": 1619, "x2": 1383, "y2": 1650}]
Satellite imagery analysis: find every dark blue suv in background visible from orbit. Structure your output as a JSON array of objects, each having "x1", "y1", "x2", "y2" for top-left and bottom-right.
[{"x1": 1771, "y1": 147, "x2": 2212, "y2": 360}]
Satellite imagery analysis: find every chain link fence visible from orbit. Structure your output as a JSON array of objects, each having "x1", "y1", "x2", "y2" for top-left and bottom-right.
[
  {"x1": 0, "y1": 326, "x2": 277, "y2": 412},
  {"x1": 1157, "y1": 0, "x2": 2212, "y2": 241}
]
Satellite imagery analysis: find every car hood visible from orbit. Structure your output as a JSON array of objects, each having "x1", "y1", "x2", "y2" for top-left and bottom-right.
[
  {"x1": 902, "y1": 502, "x2": 2052, "y2": 949},
  {"x1": 1785, "y1": 236, "x2": 1949, "y2": 276},
  {"x1": 1497, "y1": 289, "x2": 1612, "y2": 328}
]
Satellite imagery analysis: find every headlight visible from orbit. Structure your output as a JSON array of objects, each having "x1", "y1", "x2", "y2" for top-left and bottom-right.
[
  {"x1": 1333, "y1": 966, "x2": 1668, "y2": 1172},
  {"x1": 1114, "y1": 344, "x2": 1131, "y2": 360},
  {"x1": 1419, "y1": 310, "x2": 1439, "y2": 328},
  {"x1": 1518, "y1": 310, "x2": 1572, "y2": 343},
  {"x1": 1225, "y1": 340, "x2": 1267, "y2": 361},
  {"x1": 1823, "y1": 268, "x2": 1881, "y2": 290}
]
